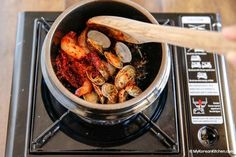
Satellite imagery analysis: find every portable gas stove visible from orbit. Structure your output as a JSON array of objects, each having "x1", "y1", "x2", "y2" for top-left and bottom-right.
[{"x1": 6, "y1": 12, "x2": 236, "y2": 157}]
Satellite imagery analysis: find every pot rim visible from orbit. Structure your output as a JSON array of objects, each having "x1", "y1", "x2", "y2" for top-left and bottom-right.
[{"x1": 42, "y1": 0, "x2": 171, "y2": 111}]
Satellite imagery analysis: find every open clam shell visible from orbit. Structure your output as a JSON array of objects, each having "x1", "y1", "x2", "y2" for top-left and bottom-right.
[
  {"x1": 104, "y1": 51, "x2": 123, "y2": 69},
  {"x1": 86, "y1": 71, "x2": 105, "y2": 86},
  {"x1": 115, "y1": 65, "x2": 136, "y2": 90},
  {"x1": 125, "y1": 85, "x2": 142, "y2": 97},
  {"x1": 118, "y1": 89, "x2": 128, "y2": 103},
  {"x1": 102, "y1": 61, "x2": 116, "y2": 77},
  {"x1": 92, "y1": 83, "x2": 105, "y2": 104},
  {"x1": 83, "y1": 91, "x2": 99, "y2": 103},
  {"x1": 87, "y1": 30, "x2": 111, "y2": 49},
  {"x1": 87, "y1": 38, "x2": 104, "y2": 55},
  {"x1": 101, "y1": 83, "x2": 118, "y2": 103},
  {"x1": 115, "y1": 42, "x2": 132, "y2": 63}
]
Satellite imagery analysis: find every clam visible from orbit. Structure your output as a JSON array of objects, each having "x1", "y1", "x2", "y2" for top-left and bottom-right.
[
  {"x1": 125, "y1": 85, "x2": 142, "y2": 97},
  {"x1": 101, "y1": 83, "x2": 118, "y2": 103},
  {"x1": 118, "y1": 89, "x2": 128, "y2": 103},
  {"x1": 92, "y1": 83, "x2": 105, "y2": 104},
  {"x1": 86, "y1": 71, "x2": 105, "y2": 86},
  {"x1": 87, "y1": 30, "x2": 111, "y2": 49},
  {"x1": 97, "y1": 63, "x2": 110, "y2": 81},
  {"x1": 115, "y1": 42, "x2": 132, "y2": 63},
  {"x1": 115, "y1": 65, "x2": 136, "y2": 90},
  {"x1": 104, "y1": 51, "x2": 123, "y2": 69},
  {"x1": 102, "y1": 61, "x2": 116, "y2": 77},
  {"x1": 88, "y1": 52, "x2": 110, "y2": 80},
  {"x1": 86, "y1": 38, "x2": 103, "y2": 55},
  {"x1": 83, "y1": 91, "x2": 99, "y2": 103}
]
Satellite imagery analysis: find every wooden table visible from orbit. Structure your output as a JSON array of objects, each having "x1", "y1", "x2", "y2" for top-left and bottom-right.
[{"x1": 0, "y1": 0, "x2": 235, "y2": 156}]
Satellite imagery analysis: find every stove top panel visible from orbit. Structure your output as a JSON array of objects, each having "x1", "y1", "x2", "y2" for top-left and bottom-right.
[
  {"x1": 6, "y1": 12, "x2": 235, "y2": 157},
  {"x1": 29, "y1": 15, "x2": 179, "y2": 154}
]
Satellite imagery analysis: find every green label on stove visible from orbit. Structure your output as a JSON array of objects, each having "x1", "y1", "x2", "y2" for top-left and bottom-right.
[{"x1": 182, "y1": 16, "x2": 223, "y2": 124}]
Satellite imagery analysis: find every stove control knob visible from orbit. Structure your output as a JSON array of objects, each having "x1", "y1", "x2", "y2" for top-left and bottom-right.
[{"x1": 198, "y1": 126, "x2": 219, "y2": 147}]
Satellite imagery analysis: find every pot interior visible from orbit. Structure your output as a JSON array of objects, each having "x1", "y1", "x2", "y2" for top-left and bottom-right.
[{"x1": 50, "y1": 1, "x2": 163, "y2": 102}]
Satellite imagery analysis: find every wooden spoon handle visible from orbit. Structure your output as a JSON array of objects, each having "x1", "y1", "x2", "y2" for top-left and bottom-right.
[{"x1": 88, "y1": 16, "x2": 236, "y2": 54}]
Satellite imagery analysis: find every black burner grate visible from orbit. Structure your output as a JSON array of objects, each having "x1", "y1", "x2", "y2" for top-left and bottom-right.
[{"x1": 40, "y1": 78, "x2": 167, "y2": 147}]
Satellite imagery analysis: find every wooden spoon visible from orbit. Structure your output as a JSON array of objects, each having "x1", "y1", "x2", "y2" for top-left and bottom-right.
[{"x1": 87, "y1": 16, "x2": 236, "y2": 54}]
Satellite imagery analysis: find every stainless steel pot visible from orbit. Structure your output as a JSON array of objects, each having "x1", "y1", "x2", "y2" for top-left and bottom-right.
[{"x1": 41, "y1": 0, "x2": 171, "y2": 125}]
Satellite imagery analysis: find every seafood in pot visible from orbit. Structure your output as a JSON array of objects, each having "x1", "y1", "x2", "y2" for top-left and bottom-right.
[
  {"x1": 54, "y1": 26, "x2": 147, "y2": 104},
  {"x1": 87, "y1": 52, "x2": 110, "y2": 80},
  {"x1": 115, "y1": 42, "x2": 132, "y2": 63},
  {"x1": 92, "y1": 83, "x2": 105, "y2": 104},
  {"x1": 86, "y1": 69, "x2": 105, "y2": 86},
  {"x1": 104, "y1": 51, "x2": 123, "y2": 69},
  {"x1": 125, "y1": 84, "x2": 142, "y2": 97},
  {"x1": 87, "y1": 38, "x2": 103, "y2": 55},
  {"x1": 87, "y1": 30, "x2": 111, "y2": 49},
  {"x1": 118, "y1": 89, "x2": 128, "y2": 103},
  {"x1": 61, "y1": 31, "x2": 87, "y2": 60},
  {"x1": 115, "y1": 65, "x2": 136, "y2": 90},
  {"x1": 101, "y1": 83, "x2": 118, "y2": 104},
  {"x1": 75, "y1": 79, "x2": 93, "y2": 97},
  {"x1": 83, "y1": 91, "x2": 99, "y2": 103},
  {"x1": 77, "y1": 28, "x2": 90, "y2": 54},
  {"x1": 102, "y1": 61, "x2": 116, "y2": 77}
]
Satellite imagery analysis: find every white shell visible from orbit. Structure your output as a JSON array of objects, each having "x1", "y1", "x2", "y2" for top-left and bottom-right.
[
  {"x1": 115, "y1": 65, "x2": 136, "y2": 90},
  {"x1": 86, "y1": 71, "x2": 105, "y2": 86},
  {"x1": 92, "y1": 83, "x2": 105, "y2": 104},
  {"x1": 125, "y1": 85, "x2": 142, "y2": 97},
  {"x1": 101, "y1": 83, "x2": 118, "y2": 102},
  {"x1": 87, "y1": 30, "x2": 111, "y2": 49},
  {"x1": 115, "y1": 42, "x2": 132, "y2": 63}
]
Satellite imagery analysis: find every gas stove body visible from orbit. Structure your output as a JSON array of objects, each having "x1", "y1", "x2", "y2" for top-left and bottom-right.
[{"x1": 6, "y1": 12, "x2": 236, "y2": 157}]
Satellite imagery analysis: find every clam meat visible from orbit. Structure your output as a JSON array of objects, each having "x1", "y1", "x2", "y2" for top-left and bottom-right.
[
  {"x1": 125, "y1": 84, "x2": 142, "y2": 97},
  {"x1": 115, "y1": 65, "x2": 136, "y2": 90},
  {"x1": 104, "y1": 51, "x2": 123, "y2": 69},
  {"x1": 83, "y1": 91, "x2": 99, "y2": 103},
  {"x1": 101, "y1": 83, "x2": 118, "y2": 103}
]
